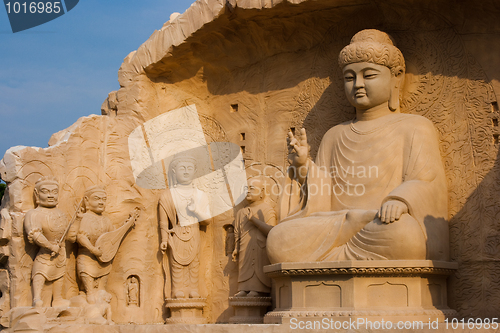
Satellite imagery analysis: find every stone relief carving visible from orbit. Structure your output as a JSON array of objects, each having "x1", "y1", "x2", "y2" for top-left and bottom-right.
[{"x1": 0, "y1": 0, "x2": 500, "y2": 326}]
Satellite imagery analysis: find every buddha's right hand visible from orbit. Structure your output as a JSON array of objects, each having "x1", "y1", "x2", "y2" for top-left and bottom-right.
[
  {"x1": 160, "y1": 241, "x2": 168, "y2": 251},
  {"x1": 287, "y1": 128, "x2": 309, "y2": 169}
]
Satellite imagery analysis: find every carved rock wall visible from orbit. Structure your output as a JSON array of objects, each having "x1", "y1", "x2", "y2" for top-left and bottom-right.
[{"x1": 2, "y1": 0, "x2": 500, "y2": 323}]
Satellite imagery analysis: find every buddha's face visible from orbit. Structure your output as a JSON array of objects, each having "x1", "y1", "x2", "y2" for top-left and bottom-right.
[
  {"x1": 173, "y1": 161, "x2": 196, "y2": 185},
  {"x1": 36, "y1": 184, "x2": 59, "y2": 208},
  {"x1": 343, "y1": 62, "x2": 393, "y2": 110},
  {"x1": 85, "y1": 191, "x2": 107, "y2": 214}
]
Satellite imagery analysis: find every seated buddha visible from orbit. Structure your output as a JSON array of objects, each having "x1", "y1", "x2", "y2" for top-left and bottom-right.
[{"x1": 267, "y1": 29, "x2": 449, "y2": 263}]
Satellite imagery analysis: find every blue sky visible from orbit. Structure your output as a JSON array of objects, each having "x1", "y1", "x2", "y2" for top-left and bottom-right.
[{"x1": 0, "y1": 0, "x2": 194, "y2": 161}]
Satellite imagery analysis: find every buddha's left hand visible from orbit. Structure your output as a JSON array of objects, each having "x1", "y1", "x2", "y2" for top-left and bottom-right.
[{"x1": 379, "y1": 200, "x2": 408, "y2": 223}]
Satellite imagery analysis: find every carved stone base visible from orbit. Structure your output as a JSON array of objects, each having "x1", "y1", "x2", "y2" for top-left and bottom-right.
[
  {"x1": 165, "y1": 298, "x2": 207, "y2": 324},
  {"x1": 228, "y1": 296, "x2": 272, "y2": 324},
  {"x1": 263, "y1": 260, "x2": 458, "y2": 324}
]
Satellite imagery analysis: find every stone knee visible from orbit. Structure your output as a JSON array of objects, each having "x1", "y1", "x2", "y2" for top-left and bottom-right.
[{"x1": 381, "y1": 214, "x2": 426, "y2": 260}]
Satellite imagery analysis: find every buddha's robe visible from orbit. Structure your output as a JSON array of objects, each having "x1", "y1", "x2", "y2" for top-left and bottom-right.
[
  {"x1": 158, "y1": 188, "x2": 210, "y2": 297},
  {"x1": 267, "y1": 113, "x2": 449, "y2": 263}
]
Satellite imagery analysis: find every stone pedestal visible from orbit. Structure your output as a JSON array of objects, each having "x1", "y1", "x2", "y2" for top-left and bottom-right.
[
  {"x1": 228, "y1": 296, "x2": 272, "y2": 324},
  {"x1": 165, "y1": 298, "x2": 207, "y2": 324},
  {"x1": 263, "y1": 260, "x2": 458, "y2": 324}
]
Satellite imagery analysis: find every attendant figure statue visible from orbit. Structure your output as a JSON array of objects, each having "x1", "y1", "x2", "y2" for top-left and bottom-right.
[
  {"x1": 267, "y1": 29, "x2": 449, "y2": 263},
  {"x1": 232, "y1": 178, "x2": 276, "y2": 297},
  {"x1": 24, "y1": 177, "x2": 77, "y2": 308},
  {"x1": 77, "y1": 186, "x2": 138, "y2": 303},
  {"x1": 127, "y1": 276, "x2": 139, "y2": 306},
  {"x1": 158, "y1": 154, "x2": 211, "y2": 299}
]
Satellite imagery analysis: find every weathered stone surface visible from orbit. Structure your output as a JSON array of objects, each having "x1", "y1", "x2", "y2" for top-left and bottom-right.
[{"x1": 2, "y1": 0, "x2": 500, "y2": 326}]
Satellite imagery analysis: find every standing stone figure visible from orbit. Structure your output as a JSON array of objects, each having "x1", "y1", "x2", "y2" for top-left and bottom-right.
[
  {"x1": 76, "y1": 186, "x2": 112, "y2": 304},
  {"x1": 232, "y1": 178, "x2": 276, "y2": 297},
  {"x1": 158, "y1": 154, "x2": 211, "y2": 299},
  {"x1": 24, "y1": 177, "x2": 77, "y2": 308},
  {"x1": 76, "y1": 186, "x2": 138, "y2": 303},
  {"x1": 127, "y1": 276, "x2": 139, "y2": 307},
  {"x1": 267, "y1": 29, "x2": 449, "y2": 263}
]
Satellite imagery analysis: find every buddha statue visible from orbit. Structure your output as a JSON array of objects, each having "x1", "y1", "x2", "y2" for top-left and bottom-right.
[
  {"x1": 158, "y1": 154, "x2": 211, "y2": 299},
  {"x1": 267, "y1": 29, "x2": 449, "y2": 263}
]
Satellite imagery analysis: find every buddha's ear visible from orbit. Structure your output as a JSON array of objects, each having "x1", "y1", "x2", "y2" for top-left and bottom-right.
[
  {"x1": 34, "y1": 188, "x2": 40, "y2": 205},
  {"x1": 389, "y1": 66, "x2": 405, "y2": 111}
]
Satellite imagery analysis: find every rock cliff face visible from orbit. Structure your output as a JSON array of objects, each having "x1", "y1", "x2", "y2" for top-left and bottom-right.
[{"x1": 2, "y1": 0, "x2": 500, "y2": 323}]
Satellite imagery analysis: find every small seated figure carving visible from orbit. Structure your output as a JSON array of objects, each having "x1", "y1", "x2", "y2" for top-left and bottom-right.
[
  {"x1": 24, "y1": 177, "x2": 79, "y2": 308},
  {"x1": 158, "y1": 154, "x2": 211, "y2": 299},
  {"x1": 232, "y1": 178, "x2": 276, "y2": 297},
  {"x1": 83, "y1": 290, "x2": 114, "y2": 325},
  {"x1": 267, "y1": 29, "x2": 449, "y2": 263}
]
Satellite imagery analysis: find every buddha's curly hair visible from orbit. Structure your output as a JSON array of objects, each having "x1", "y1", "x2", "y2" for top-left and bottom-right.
[{"x1": 338, "y1": 29, "x2": 405, "y2": 75}]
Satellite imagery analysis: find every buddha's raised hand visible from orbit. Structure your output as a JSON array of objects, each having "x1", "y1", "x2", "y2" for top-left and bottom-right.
[{"x1": 287, "y1": 128, "x2": 309, "y2": 169}]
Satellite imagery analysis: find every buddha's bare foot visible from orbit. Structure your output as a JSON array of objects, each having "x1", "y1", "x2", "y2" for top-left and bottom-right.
[
  {"x1": 189, "y1": 290, "x2": 200, "y2": 298},
  {"x1": 174, "y1": 290, "x2": 185, "y2": 298},
  {"x1": 247, "y1": 291, "x2": 259, "y2": 297},
  {"x1": 234, "y1": 290, "x2": 247, "y2": 297}
]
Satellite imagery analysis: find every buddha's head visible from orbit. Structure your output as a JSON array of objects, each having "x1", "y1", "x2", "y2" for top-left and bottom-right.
[
  {"x1": 338, "y1": 29, "x2": 405, "y2": 112},
  {"x1": 84, "y1": 185, "x2": 107, "y2": 215},
  {"x1": 34, "y1": 177, "x2": 59, "y2": 208},
  {"x1": 170, "y1": 154, "x2": 197, "y2": 185},
  {"x1": 246, "y1": 177, "x2": 266, "y2": 204}
]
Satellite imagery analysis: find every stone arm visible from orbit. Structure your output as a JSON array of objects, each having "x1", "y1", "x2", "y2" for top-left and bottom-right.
[
  {"x1": 249, "y1": 215, "x2": 274, "y2": 236},
  {"x1": 158, "y1": 201, "x2": 172, "y2": 251},
  {"x1": 77, "y1": 232, "x2": 102, "y2": 257},
  {"x1": 232, "y1": 211, "x2": 243, "y2": 262},
  {"x1": 30, "y1": 229, "x2": 58, "y2": 253},
  {"x1": 65, "y1": 214, "x2": 82, "y2": 243}
]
